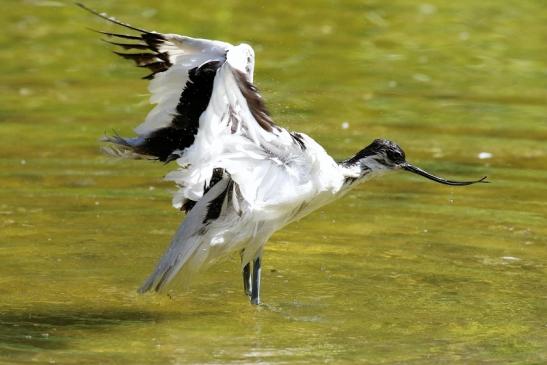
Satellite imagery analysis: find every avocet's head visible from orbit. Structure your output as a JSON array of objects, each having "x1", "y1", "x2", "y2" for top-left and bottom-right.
[{"x1": 346, "y1": 139, "x2": 488, "y2": 186}]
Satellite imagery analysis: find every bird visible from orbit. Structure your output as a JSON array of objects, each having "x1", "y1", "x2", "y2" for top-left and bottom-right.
[{"x1": 79, "y1": 4, "x2": 488, "y2": 305}]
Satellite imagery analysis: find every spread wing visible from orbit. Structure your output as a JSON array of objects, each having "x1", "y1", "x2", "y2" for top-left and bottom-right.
[
  {"x1": 82, "y1": 4, "x2": 311, "y2": 214},
  {"x1": 79, "y1": 3, "x2": 233, "y2": 160}
]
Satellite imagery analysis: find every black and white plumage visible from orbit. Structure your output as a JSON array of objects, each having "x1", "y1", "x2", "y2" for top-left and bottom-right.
[{"x1": 80, "y1": 4, "x2": 487, "y2": 305}]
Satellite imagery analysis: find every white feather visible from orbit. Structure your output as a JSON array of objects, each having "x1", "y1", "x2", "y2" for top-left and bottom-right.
[{"x1": 135, "y1": 35, "x2": 232, "y2": 135}]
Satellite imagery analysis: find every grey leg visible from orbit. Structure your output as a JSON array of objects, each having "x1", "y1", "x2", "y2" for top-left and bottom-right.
[
  {"x1": 242, "y1": 263, "x2": 251, "y2": 297},
  {"x1": 251, "y1": 256, "x2": 262, "y2": 305}
]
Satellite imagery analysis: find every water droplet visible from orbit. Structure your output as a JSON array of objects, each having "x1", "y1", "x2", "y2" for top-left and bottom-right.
[
  {"x1": 142, "y1": 8, "x2": 157, "y2": 18},
  {"x1": 478, "y1": 152, "x2": 493, "y2": 159},
  {"x1": 366, "y1": 12, "x2": 389, "y2": 27},
  {"x1": 419, "y1": 3, "x2": 437, "y2": 15},
  {"x1": 321, "y1": 25, "x2": 333, "y2": 35},
  {"x1": 413, "y1": 73, "x2": 431, "y2": 82},
  {"x1": 459, "y1": 32, "x2": 470, "y2": 41}
]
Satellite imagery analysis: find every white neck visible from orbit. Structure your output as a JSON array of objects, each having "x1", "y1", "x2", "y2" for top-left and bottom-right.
[{"x1": 337, "y1": 157, "x2": 391, "y2": 192}]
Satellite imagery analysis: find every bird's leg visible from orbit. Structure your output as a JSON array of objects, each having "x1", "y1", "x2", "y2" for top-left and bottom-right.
[
  {"x1": 250, "y1": 255, "x2": 262, "y2": 305},
  {"x1": 240, "y1": 250, "x2": 252, "y2": 297},
  {"x1": 242, "y1": 263, "x2": 251, "y2": 297}
]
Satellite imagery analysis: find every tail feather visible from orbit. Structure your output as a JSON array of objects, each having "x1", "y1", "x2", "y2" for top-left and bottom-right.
[
  {"x1": 138, "y1": 236, "x2": 201, "y2": 293},
  {"x1": 138, "y1": 177, "x2": 231, "y2": 293}
]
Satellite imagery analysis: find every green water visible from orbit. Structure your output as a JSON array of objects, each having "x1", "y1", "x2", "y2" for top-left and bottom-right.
[{"x1": 1, "y1": 0, "x2": 546, "y2": 363}]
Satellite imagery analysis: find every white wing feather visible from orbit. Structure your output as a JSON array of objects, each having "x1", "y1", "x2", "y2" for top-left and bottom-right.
[
  {"x1": 136, "y1": 35, "x2": 232, "y2": 135},
  {"x1": 167, "y1": 52, "x2": 311, "y2": 212}
]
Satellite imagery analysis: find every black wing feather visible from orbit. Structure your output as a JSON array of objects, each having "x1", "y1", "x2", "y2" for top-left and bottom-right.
[
  {"x1": 101, "y1": 39, "x2": 151, "y2": 50},
  {"x1": 77, "y1": 3, "x2": 151, "y2": 34},
  {"x1": 94, "y1": 30, "x2": 142, "y2": 40},
  {"x1": 80, "y1": 3, "x2": 172, "y2": 78}
]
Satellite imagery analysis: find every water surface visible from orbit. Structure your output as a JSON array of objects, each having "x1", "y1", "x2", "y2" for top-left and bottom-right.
[{"x1": 1, "y1": 0, "x2": 546, "y2": 363}]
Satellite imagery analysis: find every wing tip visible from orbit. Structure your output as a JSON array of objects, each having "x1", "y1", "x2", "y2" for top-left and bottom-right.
[{"x1": 76, "y1": 2, "x2": 151, "y2": 34}]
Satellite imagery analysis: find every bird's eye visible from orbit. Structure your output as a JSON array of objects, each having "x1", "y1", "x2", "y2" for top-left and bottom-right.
[{"x1": 386, "y1": 150, "x2": 404, "y2": 162}]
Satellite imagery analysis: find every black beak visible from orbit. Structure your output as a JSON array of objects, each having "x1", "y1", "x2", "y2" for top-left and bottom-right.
[{"x1": 402, "y1": 163, "x2": 488, "y2": 186}]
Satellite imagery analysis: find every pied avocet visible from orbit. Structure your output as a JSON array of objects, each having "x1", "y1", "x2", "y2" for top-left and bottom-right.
[{"x1": 79, "y1": 4, "x2": 487, "y2": 304}]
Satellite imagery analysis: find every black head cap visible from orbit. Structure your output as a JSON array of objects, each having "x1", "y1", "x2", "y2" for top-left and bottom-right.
[{"x1": 345, "y1": 139, "x2": 406, "y2": 166}]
